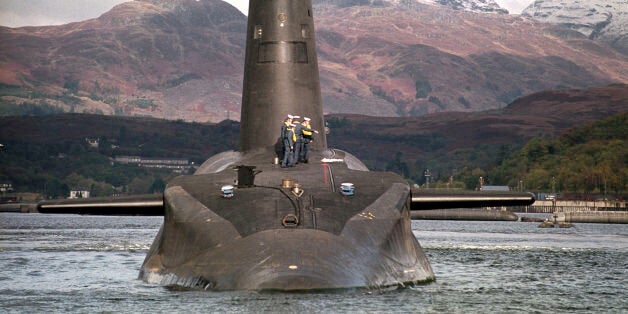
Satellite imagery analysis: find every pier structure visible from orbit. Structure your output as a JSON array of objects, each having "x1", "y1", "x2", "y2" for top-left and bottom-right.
[{"x1": 523, "y1": 200, "x2": 626, "y2": 213}]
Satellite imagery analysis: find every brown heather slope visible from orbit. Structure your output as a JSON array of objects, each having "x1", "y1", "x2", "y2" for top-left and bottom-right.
[
  {"x1": 0, "y1": 0, "x2": 246, "y2": 122},
  {"x1": 0, "y1": 1, "x2": 626, "y2": 122},
  {"x1": 505, "y1": 84, "x2": 628, "y2": 122},
  {"x1": 325, "y1": 84, "x2": 627, "y2": 170}
]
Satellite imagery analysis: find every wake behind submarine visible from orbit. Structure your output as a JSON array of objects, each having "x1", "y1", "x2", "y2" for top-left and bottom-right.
[
  {"x1": 138, "y1": 0, "x2": 435, "y2": 290},
  {"x1": 137, "y1": 0, "x2": 534, "y2": 290}
]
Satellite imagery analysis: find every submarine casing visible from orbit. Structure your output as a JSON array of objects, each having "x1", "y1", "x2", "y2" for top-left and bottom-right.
[{"x1": 140, "y1": 148, "x2": 435, "y2": 290}]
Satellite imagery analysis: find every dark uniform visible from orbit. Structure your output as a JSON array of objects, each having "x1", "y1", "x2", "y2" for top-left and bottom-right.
[
  {"x1": 281, "y1": 118, "x2": 295, "y2": 167},
  {"x1": 292, "y1": 119, "x2": 303, "y2": 165}
]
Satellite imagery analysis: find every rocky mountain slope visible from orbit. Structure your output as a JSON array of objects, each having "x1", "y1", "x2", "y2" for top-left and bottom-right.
[
  {"x1": 0, "y1": 0, "x2": 247, "y2": 122},
  {"x1": 329, "y1": 0, "x2": 510, "y2": 14},
  {"x1": 522, "y1": 0, "x2": 628, "y2": 55},
  {"x1": 429, "y1": 0, "x2": 509, "y2": 14},
  {"x1": 0, "y1": 0, "x2": 626, "y2": 122},
  {"x1": 315, "y1": 2, "x2": 626, "y2": 116}
]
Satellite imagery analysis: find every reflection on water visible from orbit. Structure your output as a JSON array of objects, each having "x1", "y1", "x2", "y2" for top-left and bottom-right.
[{"x1": 1, "y1": 213, "x2": 626, "y2": 312}]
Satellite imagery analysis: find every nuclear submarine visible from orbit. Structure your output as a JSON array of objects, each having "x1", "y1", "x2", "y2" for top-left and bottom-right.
[
  {"x1": 37, "y1": 0, "x2": 535, "y2": 290},
  {"x1": 137, "y1": 0, "x2": 438, "y2": 290}
]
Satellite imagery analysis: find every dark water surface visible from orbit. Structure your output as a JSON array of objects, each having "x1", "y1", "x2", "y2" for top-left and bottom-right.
[{"x1": 1, "y1": 212, "x2": 626, "y2": 313}]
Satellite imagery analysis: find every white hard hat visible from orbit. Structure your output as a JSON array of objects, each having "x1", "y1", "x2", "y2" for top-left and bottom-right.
[
  {"x1": 304, "y1": 117, "x2": 311, "y2": 121},
  {"x1": 287, "y1": 114, "x2": 294, "y2": 119}
]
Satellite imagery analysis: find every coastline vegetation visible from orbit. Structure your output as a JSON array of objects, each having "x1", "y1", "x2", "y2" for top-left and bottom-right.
[
  {"x1": 0, "y1": 112, "x2": 625, "y2": 200},
  {"x1": 488, "y1": 113, "x2": 627, "y2": 195},
  {"x1": 448, "y1": 113, "x2": 627, "y2": 196}
]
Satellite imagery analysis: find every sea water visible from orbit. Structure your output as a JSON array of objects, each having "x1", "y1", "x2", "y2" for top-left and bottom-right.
[{"x1": 1, "y1": 212, "x2": 626, "y2": 313}]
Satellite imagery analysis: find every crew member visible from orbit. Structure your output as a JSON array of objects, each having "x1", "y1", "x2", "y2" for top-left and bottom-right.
[
  {"x1": 292, "y1": 116, "x2": 302, "y2": 165},
  {"x1": 280, "y1": 115, "x2": 294, "y2": 168},
  {"x1": 300, "y1": 117, "x2": 318, "y2": 163}
]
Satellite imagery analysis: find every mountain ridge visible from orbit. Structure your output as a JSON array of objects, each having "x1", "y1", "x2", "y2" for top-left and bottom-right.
[
  {"x1": 522, "y1": 0, "x2": 627, "y2": 55},
  {"x1": 0, "y1": 0, "x2": 626, "y2": 122}
]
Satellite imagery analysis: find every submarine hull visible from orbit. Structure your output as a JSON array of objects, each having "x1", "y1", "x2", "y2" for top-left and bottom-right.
[{"x1": 139, "y1": 148, "x2": 434, "y2": 290}]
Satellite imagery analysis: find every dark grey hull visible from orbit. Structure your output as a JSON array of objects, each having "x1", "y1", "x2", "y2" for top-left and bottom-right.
[{"x1": 139, "y1": 148, "x2": 434, "y2": 290}]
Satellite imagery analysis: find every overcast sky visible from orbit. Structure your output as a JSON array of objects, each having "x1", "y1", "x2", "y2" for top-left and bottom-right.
[{"x1": 0, "y1": 0, "x2": 533, "y2": 28}]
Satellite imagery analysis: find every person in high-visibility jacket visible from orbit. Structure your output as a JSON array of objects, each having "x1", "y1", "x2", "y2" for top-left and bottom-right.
[
  {"x1": 280, "y1": 115, "x2": 295, "y2": 167},
  {"x1": 299, "y1": 117, "x2": 318, "y2": 163}
]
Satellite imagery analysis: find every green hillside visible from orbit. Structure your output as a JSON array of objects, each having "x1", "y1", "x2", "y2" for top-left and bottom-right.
[{"x1": 485, "y1": 113, "x2": 627, "y2": 195}]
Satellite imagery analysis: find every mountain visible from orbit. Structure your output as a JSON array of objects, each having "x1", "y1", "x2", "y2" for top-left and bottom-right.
[
  {"x1": 0, "y1": 0, "x2": 626, "y2": 122},
  {"x1": 0, "y1": 0, "x2": 246, "y2": 122},
  {"x1": 522, "y1": 0, "x2": 628, "y2": 55},
  {"x1": 314, "y1": 3, "x2": 626, "y2": 116}
]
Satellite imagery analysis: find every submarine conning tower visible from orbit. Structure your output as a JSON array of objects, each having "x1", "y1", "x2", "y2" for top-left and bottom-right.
[{"x1": 239, "y1": 0, "x2": 327, "y2": 152}]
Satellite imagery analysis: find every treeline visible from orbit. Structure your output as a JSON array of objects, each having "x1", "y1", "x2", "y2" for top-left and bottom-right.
[
  {"x1": 443, "y1": 113, "x2": 627, "y2": 195},
  {"x1": 1, "y1": 140, "x2": 165, "y2": 198},
  {"x1": 491, "y1": 112, "x2": 626, "y2": 194},
  {"x1": 0, "y1": 114, "x2": 239, "y2": 199},
  {"x1": 326, "y1": 116, "x2": 521, "y2": 188},
  {"x1": 1, "y1": 112, "x2": 625, "y2": 199},
  {"x1": 332, "y1": 112, "x2": 627, "y2": 197}
]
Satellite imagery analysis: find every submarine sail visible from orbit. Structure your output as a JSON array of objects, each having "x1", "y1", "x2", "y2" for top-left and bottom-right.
[{"x1": 240, "y1": 0, "x2": 326, "y2": 151}]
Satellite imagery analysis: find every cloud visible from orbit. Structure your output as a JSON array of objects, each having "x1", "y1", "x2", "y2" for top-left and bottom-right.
[
  {"x1": 223, "y1": 0, "x2": 248, "y2": 15},
  {"x1": 0, "y1": 9, "x2": 67, "y2": 27},
  {"x1": 493, "y1": 0, "x2": 533, "y2": 14}
]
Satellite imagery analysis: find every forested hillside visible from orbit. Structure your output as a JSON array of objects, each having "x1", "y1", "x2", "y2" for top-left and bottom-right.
[
  {"x1": 450, "y1": 113, "x2": 627, "y2": 196},
  {"x1": 0, "y1": 114, "x2": 239, "y2": 198},
  {"x1": 1, "y1": 104, "x2": 625, "y2": 199}
]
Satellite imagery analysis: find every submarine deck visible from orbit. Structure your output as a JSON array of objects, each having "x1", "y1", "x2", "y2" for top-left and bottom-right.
[{"x1": 167, "y1": 148, "x2": 409, "y2": 237}]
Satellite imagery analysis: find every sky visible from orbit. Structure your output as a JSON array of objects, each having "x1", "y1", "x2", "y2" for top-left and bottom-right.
[{"x1": 0, "y1": 0, "x2": 533, "y2": 28}]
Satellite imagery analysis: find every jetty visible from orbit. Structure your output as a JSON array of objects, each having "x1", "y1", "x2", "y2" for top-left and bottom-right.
[{"x1": 524, "y1": 199, "x2": 626, "y2": 213}]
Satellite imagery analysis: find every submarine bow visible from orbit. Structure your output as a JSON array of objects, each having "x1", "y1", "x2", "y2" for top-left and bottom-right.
[{"x1": 140, "y1": 170, "x2": 434, "y2": 290}]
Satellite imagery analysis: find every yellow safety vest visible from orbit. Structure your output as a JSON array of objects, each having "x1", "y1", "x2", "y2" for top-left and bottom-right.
[
  {"x1": 291, "y1": 127, "x2": 296, "y2": 142},
  {"x1": 302, "y1": 122, "x2": 313, "y2": 136}
]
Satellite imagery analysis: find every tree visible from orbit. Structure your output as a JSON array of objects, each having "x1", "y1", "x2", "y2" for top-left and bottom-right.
[
  {"x1": 385, "y1": 152, "x2": 409, "y2": 178},
  {"x1": 149, "y1": 177, "x2": 166, "y2": 194},
  {"x1": 63, "y1": 79, "x2": 80, "y2": 94}
]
